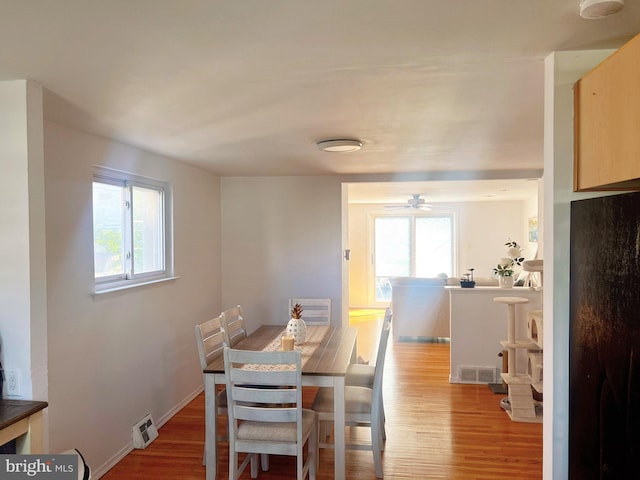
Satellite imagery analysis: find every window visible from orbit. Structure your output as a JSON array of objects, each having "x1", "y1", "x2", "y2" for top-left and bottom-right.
[
  {"x1": 373, "y1": 213, "x2": 455, "y2": 302},
  {"x1": 92, "y1": 167, "x2": 173, "y2": 291}
]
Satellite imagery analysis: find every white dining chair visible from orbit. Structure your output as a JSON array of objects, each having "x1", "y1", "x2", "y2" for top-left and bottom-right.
[
  {"x1": 346, "y1": 307, "x2": 392, "y2": 387},
  {"x1": 288, "y1": 298, "x2": 331, "y2": 326},
  {"x1": 224, "y1": 348, "x2": 318, "y2": 480},
  {"x1": 195, "y1": 316, "x2": 230, "y2": 442},
  {"x1": 312, "y1": 319, "x2": 391, "y2": 478},
  {"x1": 220, "y1": 305, "x2": 248, "y2": 347},
  {"x1": 345, "y1": 307, "x2": 392, "y2": 440},
  {"x1": 195, "y1": 317, "x2": 269, "y2": 471}
]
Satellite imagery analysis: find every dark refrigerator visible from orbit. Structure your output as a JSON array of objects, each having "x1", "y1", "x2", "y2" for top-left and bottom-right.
[{"x1": 570, "y1": 191, "x2": 640, "y2": 479}]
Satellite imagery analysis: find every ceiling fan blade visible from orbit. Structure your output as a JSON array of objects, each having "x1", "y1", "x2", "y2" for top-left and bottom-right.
[
  {"x1": 382, "y1": 194, "x2": 451, "y2": 212},
  {"x1": 384, "y1": 204, "x2": 410, "y2": 210}
]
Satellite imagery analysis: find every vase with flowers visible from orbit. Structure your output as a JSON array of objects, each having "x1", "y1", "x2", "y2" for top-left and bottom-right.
[{"x1": 493, "y1": 241, "x2": 524, "y2": 288}]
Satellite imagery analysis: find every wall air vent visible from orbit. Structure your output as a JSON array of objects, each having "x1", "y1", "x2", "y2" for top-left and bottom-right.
[
  {"x1": 459, "y1": 366, "x2": 498, "y2": 384},
  {"x1": 132, "y1": 413, "x2": 158, "y2": 449}
]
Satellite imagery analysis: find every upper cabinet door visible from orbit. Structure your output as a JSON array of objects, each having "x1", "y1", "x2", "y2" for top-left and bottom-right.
[{"x1": 574, "y1": 33, "x2": 640, "y2": 192}]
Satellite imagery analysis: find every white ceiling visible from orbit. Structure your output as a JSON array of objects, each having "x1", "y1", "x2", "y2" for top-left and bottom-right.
[{"x1": 1, "y1": 1, "x2": 638, "y2": 193}]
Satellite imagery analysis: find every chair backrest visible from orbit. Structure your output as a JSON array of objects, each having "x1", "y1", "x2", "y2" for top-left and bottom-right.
[
  {"x1": 288, "y1": 298, "x2": 331, "y2": 326},
  {"x1": 220, "y1": 305, "x2": 247, "y2": 347},
  {"x1": 368, "y1": 308, "x2": 392, "y2": 365},
  {"x1": 195, "y1": 316, "x2": 227, "y2": 370},
  {"x1": 372, "y1": 318, "x2": 392, "y2": 414},
  {"x1": 224, "y1": 348, "x2": 303, "y2": 441}
]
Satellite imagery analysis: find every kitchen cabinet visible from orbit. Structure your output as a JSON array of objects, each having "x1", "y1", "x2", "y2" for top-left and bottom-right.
[{"x1": 574, "y1": 32, "x2": 640, "y2": 191}]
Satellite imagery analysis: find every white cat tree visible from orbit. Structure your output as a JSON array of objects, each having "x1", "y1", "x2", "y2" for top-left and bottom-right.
[{"x1": 493, "y1": 293, "x2": 543, "y2": 423}]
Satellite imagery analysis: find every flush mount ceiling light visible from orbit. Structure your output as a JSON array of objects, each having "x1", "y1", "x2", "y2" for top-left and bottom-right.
[
  {"x1": 580, "y1": 0, "x2": 624, "y2": 19},
  {"x1": 317, "y1": 139, "x2": 362, "y2": 152}
]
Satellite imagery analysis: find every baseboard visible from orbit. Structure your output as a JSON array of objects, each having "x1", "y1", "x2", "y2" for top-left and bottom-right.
[
  {"x1": 92, "y1": 385, "x2": 204, "y2": 479},
  {"x1": 92, "y1": 442, "x2": 133, "y2": 479},
  {"x1": 156, "y1": 385, "x2": 204, "y2": 428},
  {"x1": 397, "y1": 336, "x2": 450, "y2": 343},
  {"x1": 488, "y1": 383, "x2": 509, "y2": 394}
]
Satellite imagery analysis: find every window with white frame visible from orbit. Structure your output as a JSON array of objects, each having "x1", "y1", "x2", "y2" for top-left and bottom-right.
[
  {"x1": 373, "y1": 213, "x2": 455, "y2": 302},
  {"x1": 92, "y1": 167, "x2": 172, "y2": 291}
]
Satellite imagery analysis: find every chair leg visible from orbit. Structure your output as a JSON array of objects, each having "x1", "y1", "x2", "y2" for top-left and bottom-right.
[
  {"x1": 233, "y1": 451, "x2": 252, "y2": 480},
  {"x1": 297, "y1": 448, "x2": 303, "y2": 480},
  {"x1": 250, "y1": 453, "x2": 259, "y2": 478},
  {"x1": 372, "y1": 415, "x2": 384, "y2": 478},
  {"x1": 310, "y1": 420, "x2": 318, "y2": 480},
  {"x1": 319, "y1": 420, "x2": 331, "y2": 442},
  {"x1": 229, "y1": 450, "x2": 238, "y2": 480},
  {"x1": 260, "y1": 453, "x2": 269, "y2": 471}
]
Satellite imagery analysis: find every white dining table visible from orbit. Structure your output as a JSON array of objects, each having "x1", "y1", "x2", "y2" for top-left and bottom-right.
[{"x1": 203, "y1": 324, "x2": 358, "y2": 480}]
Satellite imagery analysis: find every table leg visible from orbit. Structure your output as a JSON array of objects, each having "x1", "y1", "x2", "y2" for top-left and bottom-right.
[
  {"x1": 8, "y1": 417, "x2": 34, "y2": 454},
  {"x1": 24, "y1": 411, "x2": 43, "y2": 454},
  {"x1": 205, "y1": 374, "x2": 218, "y2": 480},
  {"x1": 333, "y1": 375, "x2": 346, "y2": 480}
]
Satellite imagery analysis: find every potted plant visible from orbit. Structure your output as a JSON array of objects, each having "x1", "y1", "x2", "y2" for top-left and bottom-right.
[
  {"x1": 493, "y1": 241, "x2": 524, "y2": 288},
  {"x1": 286, "y1": 303, "x2": 307, "y2": 345}
]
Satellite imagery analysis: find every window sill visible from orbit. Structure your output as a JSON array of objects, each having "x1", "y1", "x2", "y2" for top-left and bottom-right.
[{"x1": 94, "y1": 276, "x2": 180, "y2": 295}]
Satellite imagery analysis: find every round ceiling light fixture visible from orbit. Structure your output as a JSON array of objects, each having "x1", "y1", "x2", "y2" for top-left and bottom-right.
[
  {"x1": 579, "y1": 0, "x2": 624, "y2": 19},
  {"x1": 317, "y1": 139, "x2": 362, "y2": 152}
]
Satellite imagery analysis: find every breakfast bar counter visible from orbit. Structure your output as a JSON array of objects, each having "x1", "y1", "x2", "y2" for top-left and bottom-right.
[{"x1": 447, "y1": 286, "x2": 542, "y2": 384}]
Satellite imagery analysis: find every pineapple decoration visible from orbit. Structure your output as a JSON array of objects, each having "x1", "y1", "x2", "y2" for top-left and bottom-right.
[
  {"x1": 291, "y1": 303, "x2": 304, "y2": 320},
  {"x1": 286, "y1": 303, "x2": 307, "y2": 345}
]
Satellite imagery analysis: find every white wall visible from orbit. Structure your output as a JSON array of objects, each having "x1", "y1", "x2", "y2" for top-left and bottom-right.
[
  {"x1": 348, "y1": 200, "x2": 534, "y2": 307},
  {"x1": 458, "y1": 201, "x2": 533, "y2": 277},
  {"x1": 544, "y1": 49, "x2": 616, "y2": 480},
  {"x1": 43, "y1": 121, "x2": 221, "y2": 475},
  {"x1": 221, "y1": 176, "x2": 343, "y2": 328},
  {"x1": 0, "y1": 80, "x2": 47, "y2": 402}
]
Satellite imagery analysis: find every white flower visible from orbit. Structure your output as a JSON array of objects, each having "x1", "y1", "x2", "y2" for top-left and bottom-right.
[
  {"x1": 494, "y1": 240, "x2": 524, "y2": 277},
  {"x1": 499, "y1": 257, "x2": 512, "y2": 267},
  {"x1": 506, "y1": 246, "x2": 521, "y2": 258}
]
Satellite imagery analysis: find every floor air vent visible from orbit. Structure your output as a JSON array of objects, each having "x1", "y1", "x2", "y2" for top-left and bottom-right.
[
  {"x1": 459, "y1": 366, "x2": 498, "y2": 384},
  {"x1": 132, "y1": 413, "x2": 158, "y2": 449}
]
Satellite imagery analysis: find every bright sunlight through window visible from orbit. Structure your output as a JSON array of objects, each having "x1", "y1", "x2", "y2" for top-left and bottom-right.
[
  {"x1": 374, "y1": 214, "x2": 454, "y2": 302},
  {"x1": 93, "y1": 167, "x2": 172, "y2": 291}
]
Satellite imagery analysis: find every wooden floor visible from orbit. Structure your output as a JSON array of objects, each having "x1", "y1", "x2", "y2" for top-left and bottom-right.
[{"x1": 102, "y1": 310, "x2": 542, "y2": 479}]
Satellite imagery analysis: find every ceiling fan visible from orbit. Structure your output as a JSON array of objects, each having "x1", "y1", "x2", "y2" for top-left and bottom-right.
[{"x1": 385, "y1": 194, "x2": 433, "y2": 211}]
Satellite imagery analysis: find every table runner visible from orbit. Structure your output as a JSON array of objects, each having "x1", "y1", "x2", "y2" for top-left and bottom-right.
[{"x1": 245, "y1": 326, "x2": 330, "y2": 370}]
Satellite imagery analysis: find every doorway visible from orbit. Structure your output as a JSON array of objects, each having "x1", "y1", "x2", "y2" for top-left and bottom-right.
[{"x1": 343, "y1": 178, "x2": 540, "y2": 310}]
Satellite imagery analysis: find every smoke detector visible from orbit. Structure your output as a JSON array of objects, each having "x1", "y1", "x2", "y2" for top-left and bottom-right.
[{"x1": 580, "y1": 0, "x2": 624, "y2": 19}]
